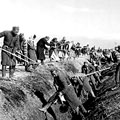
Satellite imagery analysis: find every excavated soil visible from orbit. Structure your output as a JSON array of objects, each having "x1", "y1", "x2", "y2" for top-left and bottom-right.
[{"x1": 0, "y1": 58, "x2": 119, "y2": 120}]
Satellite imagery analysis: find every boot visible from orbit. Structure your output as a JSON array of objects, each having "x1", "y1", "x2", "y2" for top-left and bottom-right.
[
  {"x1": 2, "y1": 65, "x2": 6, "y2": 77},
  {"x1": 41, "y1": 60, "x2": 44, "y2": 65},
  {"x1": 9, "y1": 66, "x2": 15, "y2": 78}
]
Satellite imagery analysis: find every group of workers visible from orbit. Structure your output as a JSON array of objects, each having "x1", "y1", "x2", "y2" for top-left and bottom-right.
[
  {"x1": 38, "y1": 44, "x2": 120, "y2": 118},
  {"x1": 0, "y1": 26, "x2": 120, "y2": 119}
]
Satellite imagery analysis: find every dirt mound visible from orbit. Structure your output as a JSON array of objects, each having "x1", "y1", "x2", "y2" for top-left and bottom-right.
[
  {"x1": 0, "y1": 81, "x2": 42, "y2": 120},
  {"x1": 0, "y1": 58, "x2": 87, "y2": 120},
  {"x1": 0, "y1": 58, "x2": 118, "y2": 120}
]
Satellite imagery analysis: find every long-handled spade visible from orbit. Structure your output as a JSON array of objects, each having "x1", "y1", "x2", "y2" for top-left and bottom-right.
[
  {"x1": 0, "y1": 47, "x2": 29, "y2": 63},
  {"x1": 16, "y1": 51, "x2": 38, "y2": 64}
]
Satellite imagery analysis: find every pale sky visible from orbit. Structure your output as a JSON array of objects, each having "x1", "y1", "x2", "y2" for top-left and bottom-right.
[{"x1": 0, "y1": 0, "x2": 120, "y2": 48}]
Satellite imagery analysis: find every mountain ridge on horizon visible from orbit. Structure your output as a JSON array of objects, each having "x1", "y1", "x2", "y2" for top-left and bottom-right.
[{"x1": 68, "y1": 36, "x2": 120, "y2": 49}]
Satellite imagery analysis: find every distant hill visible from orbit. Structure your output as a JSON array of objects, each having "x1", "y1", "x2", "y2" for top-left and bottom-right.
[{"x1": 66, "y1": 36, "x2": 120, "y2": 49}]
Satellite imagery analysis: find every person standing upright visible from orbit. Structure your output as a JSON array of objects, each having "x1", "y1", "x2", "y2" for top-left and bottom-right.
[
  {"x1": 0, "y1": 26, "x2": 19, "y2": 78},
  {"x1": 36, "y1": 36, "x2": 50, "y2": 65},
  {"x1": 26, "y1": 35, "x2": 38, "y2": 72},
  {"x1": 49, "y1": 38, "x2": 58, "y2": 61}
]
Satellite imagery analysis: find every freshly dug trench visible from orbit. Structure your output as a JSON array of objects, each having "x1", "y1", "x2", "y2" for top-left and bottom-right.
[
  {"x1": 0, "y1": 59, "x2": 118, "y2": 120},
  {"x1": 0, "y1": 60, "x2": 84, "y2": 120}
]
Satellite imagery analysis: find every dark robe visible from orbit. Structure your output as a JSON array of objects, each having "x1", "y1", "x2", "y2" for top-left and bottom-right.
[
  {"x1": 54, "y1": 71, "x2": 83, "y2": 111},
  {"x1": 0, "y1": 31, "x2": 19, "y2": 66},
  {"x1": 36, "y1": 37, "x2": 50, "y2": 60}
]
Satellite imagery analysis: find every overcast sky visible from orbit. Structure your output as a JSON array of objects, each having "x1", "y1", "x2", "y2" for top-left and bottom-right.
[{"x1": 0, "y1": 0, "x2": 120, "y2": 48}]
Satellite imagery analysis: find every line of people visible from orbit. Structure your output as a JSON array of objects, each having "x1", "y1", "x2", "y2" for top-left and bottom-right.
[
  {"x1": 1, "y1": 26, "x2": 120, "y2": 120},
  {"x1": 17, "y1": 29, "x2": 120, "y2": 119},
  {"x1": 0, "y1": 26, "x2": 120, "y2": 79}
]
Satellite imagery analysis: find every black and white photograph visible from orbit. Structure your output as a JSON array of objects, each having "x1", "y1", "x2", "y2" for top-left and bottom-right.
[{"x1": 0, "y1": 0, "x2": 120, "y2": 120}]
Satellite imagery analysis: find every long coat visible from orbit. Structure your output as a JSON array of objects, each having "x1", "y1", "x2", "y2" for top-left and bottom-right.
[
  {"x1": 36, "y1": 38, "x2": 50, "y2": 60},
  {"x1": 16, "y1": 36, "x2": 27, "y2": 63},
  {"x1": 0, "y1": 31, "x2": 19, "y2": 66},
  {"x1": 27, "y1": 39, "x2": 37, "y2": 64},
  {"x1": 54, "y1": 71, "x2": 83, "y2": 111},
  {"x1": 19, "y1": 37, "x2": 27, "y2": 56}
]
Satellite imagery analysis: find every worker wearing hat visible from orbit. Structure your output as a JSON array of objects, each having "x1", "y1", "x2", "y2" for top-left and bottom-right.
[{"x1": 0, "y1": 26, "x2": 19, "y2": 78}]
